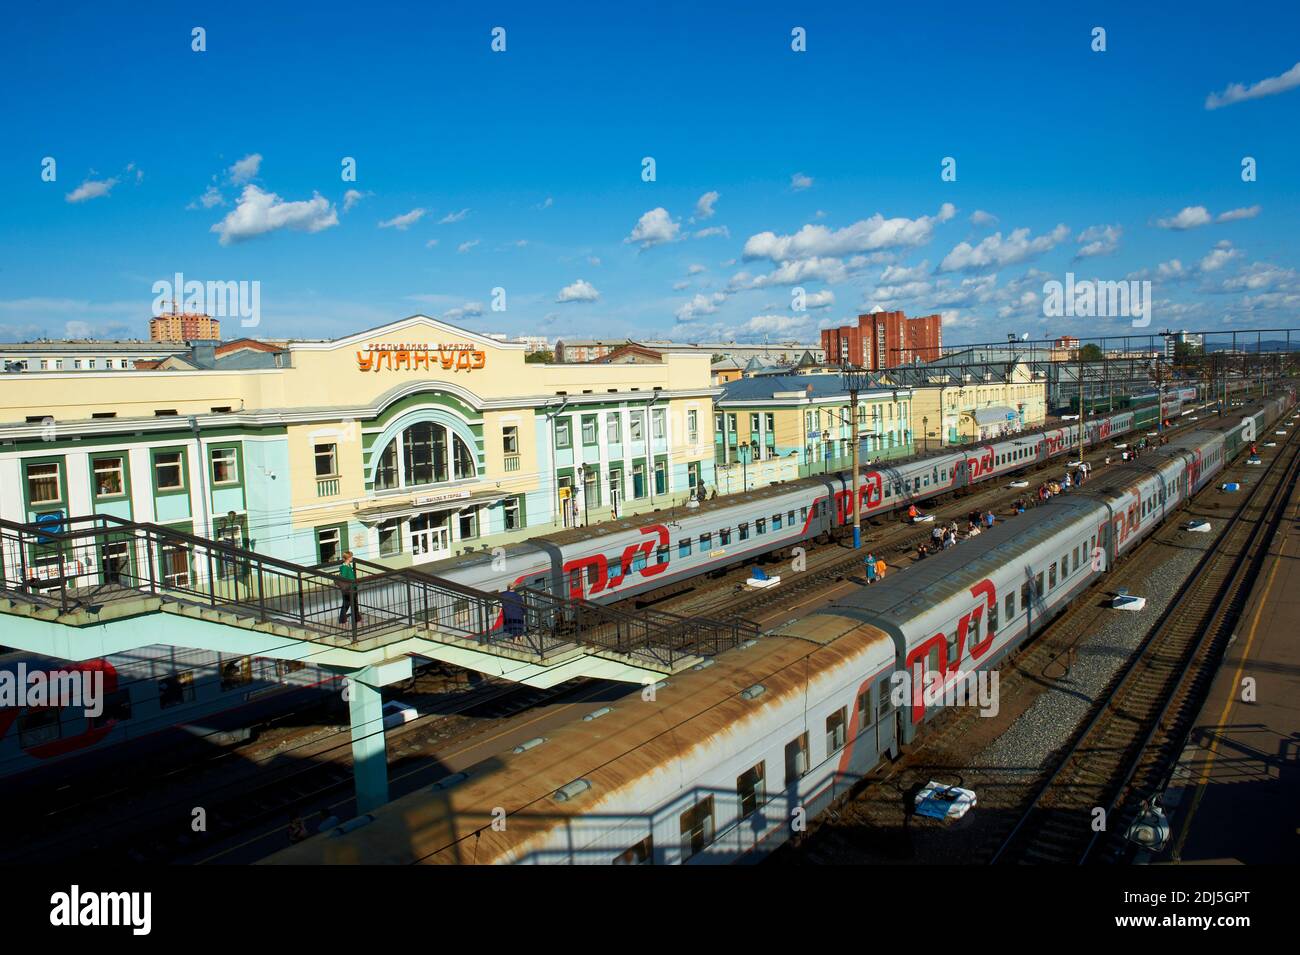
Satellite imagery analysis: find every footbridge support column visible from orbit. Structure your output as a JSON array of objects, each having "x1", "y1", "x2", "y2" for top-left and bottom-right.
[{"x1": 329, "y1": 656, "x2": 413, "y2": 814}]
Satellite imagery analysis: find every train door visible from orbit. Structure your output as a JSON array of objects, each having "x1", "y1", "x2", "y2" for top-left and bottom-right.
[{"x1": 874, "y1": 673, "x2": 897, "y2": 758}]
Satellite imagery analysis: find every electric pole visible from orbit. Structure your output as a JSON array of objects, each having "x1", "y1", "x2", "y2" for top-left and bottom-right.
[{"x1": 842, "y1": 366, "x2": 872, "y2": 550}]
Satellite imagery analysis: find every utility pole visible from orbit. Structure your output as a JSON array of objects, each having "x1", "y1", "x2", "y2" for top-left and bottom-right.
[
  {"x1": 842, "y1": 366, "x2": 872, "y2": 550},
  {"x1": 1076, "y1": 347, "x2": 1087, "y2": 460}
]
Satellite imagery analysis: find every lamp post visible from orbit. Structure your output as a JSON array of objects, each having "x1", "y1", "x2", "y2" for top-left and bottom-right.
[
  {"x1": 922, "y1": 415, "x2": 928, "y2": 453},
  {"x1": 577, "y1": 464, "x2": 591, "y2": 526},
  {"x1": 823, "y1": 430, "x2": 831, "y2": 474},
  {"x1": 739, "y1": 441, "x2": 751, "y2": 492}
]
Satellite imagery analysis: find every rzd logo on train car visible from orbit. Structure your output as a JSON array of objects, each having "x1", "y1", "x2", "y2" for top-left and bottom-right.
[
  {"x1": 902, "y1": 579, "x2": 998, "y2": 723},
  {"x1": 560, "y1": 524, "x2": 670, "y2": 599},
  {"x1": 836, "y1": 471, "x2": 884, "y2": 521},
  {"x1": 966, "y1": 449, "x2": 994, "y2": 480},
  {"x1": 0, "y1": 660, "x2": 119, "y2": 759}
]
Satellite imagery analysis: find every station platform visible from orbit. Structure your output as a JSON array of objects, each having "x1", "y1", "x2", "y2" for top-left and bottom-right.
[{"x1": 1163, "y1": 460, "x2": 1300, "y2": 864}]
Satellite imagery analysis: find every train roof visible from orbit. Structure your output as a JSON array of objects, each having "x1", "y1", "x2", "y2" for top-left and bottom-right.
[{"x1": 821, "y1": 496, "x2": 1101, "y2": 632}]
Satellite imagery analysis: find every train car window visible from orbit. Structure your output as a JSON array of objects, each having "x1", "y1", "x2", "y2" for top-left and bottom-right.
[
  {"x1": 826, "y1": 708, "x2": 848, "y2": 755},
  {"x1": 679, "y1": 796, "x2": 715, "y2": 861},
  {"x1": 876, "y1": 677, "x2": 895, "y2": 721},
  {"x1": 678, "y1": 539, "x2": 691, "y2": 558},
  {"x1": 1061, "y1": 556, "x2": 1069, "y2": 579},
  {"x1": 1035, "y1": 572, "x2": 1044, "y2": 596},
  {"x1": 719, "y1": 528, "x2": 731, "y2": 545},
  {"x1": 784, "y1": 733, "x2": 810, "y2": 785},
  {"x1": 756, "y1": 518, "x2": 766, "y2": 534},
  {"x1": 856, "y1": 691, "x2": 871, "y2": 736},
  {"x1": 787, "y1": 509, "x2": 795, "y2": 525},
  {"x1": 159, "y1": 671, "x2": 195, "y2": 708},
  {"x1": 1021, "y1": 582, "x2": 1031, "y2": 612},
  {"x1": 18, "y1": 708, "x2": 61, "y2": 747},
  {"x1": 800, "y1": 506, "x2": 809, "y2": 522},
  {"x1": 220, "y1": 656, "x2": 253, "y2": 690},
  {"x1": 927, "y1": 644, "x2": 940, "y2": 673},
  {"x1": 739, "y1": 523, "x2": 750, "y2": 541},
  {"x1": 586, "y1": 564, "x2": 601, "y2": 587},
  {"x1": 771, "y1": 513, "x2": 782, "y2": 529},
  {"x1": 946, "y1": 631, "x2": 959, "y2": 665},
  {"x1": 632, "y1": 552, "x2": 648, "y2": 572},
  {"x1": 90, "y1": 688, "x2": 133, "y2": 728},
  {"x1": 613, "y1": 835, "x2": 654, "y2": 866},
  {"x1": 1072, "y1": 546, "x2": 1080, "y2": 572},
  {"x1": 656, "y1": 545, "x2": 669, "y2": 564},
  {"x1": 1049, "y1": 564, "x2": 1058, "y2": 589},
  {"x1": 699, "y1": 532, "x2": 712, "y2": 550},
  {"x1": 737, "y1": 763, "x2": 766, "y2": 821},
  {"x1": 988, "y1": 601, "x2": 999, "y2": 634},
  {"x1": 1004, "y1": 592, "x2": 1015, "y2": 621}
]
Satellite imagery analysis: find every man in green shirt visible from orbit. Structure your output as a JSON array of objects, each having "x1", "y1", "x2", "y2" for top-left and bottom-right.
[{"x1": 337, "y1": 550, "x2": 360, "y2": 626}]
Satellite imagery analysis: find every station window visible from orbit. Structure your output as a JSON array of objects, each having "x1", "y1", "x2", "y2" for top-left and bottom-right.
[
  {"x1": 316, "y1": 526, "x2": 343, "y2": 565},
  {"x1": 502, "y1": 425, "x2": 519, "y2": 455},
  {"x1": 211, "y1": 446, "x2": 240, "y2": 485},
  {"x1": 613, "y1": 836, "x2": 653, "y2": 866},
  {"x1": 825, "y1": 707, "x2": 847, "y2": 756},
  {"x1": 458, "y1": 510, "x2": 478, "y2": 541},
  {"x1": 92, "y1": 456, "x2": 125, "y2": 498},
  {"x1": 503, "y1": 497, "x2": 522, "y2": 531},
  {"x1": 678, "y1": 539, "x2": 692, "y2": 558},
  {"x1": 153, "y1": 451, "x2": 185, "y2": 492},
  {"x1": 679, "y1": 796, "x2": 715, "y2": 861},
  {"x1": 555, "y1": 419, "x2": 571, "y2": 449},
  {"x1": 313, "y1": 443, "x2": 338, "y2": 478},
  {"x1": 784, "y1": 732, "x2": 810, "y2": 785},
  {"x1": 737, "y1": 762, "x2": 766, "y2": 821},
  {"x1": 379, "y1": 519, "x2": 402, "y2": 556}
]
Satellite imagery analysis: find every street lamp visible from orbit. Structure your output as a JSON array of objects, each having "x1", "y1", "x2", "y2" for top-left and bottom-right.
[
  {"x1": 822, "y1": 430, "x2": 831, "y2": 474},
  {"x1": 577, "y1": 464, "x2": 591, "y2": 526},
  {"x1": 922, "y1": 415, "x2": 928, "y2": 453}
]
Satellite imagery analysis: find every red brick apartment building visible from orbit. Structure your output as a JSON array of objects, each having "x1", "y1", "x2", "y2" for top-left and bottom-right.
[{"x1": 820, "y1": 310, "x2": 942, "y2": 369}]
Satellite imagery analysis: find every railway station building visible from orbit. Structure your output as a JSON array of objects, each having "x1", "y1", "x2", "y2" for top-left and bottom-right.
[
  {"x1": 712, "y1": 374, "x2": 915, "y2": 493},
  {"x1": 0, "y1": 316, "x2": 719, "y2": 573},
  {"x1": 888, "y1": 361, "x2": 1047, "y2": 446}
]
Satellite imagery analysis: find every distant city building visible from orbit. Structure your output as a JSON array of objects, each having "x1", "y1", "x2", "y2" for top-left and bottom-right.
[
  {"x1": 821, "y1": 310, "x2": 942, "y2": 369},
  {"x1": 554, "y1": 339, "x2": 631, "y2": 362},
  {"x1": 0, "y1": 339, "x2": 191, "y2": 373},
  {"x1": 485, "y1": 334, "x2": 551, "y2": 353},
  {"x1": 1051, "y1": 335, "x2": 1081, "y2": 361},
  {"x1": 149, "y1": 309, "x2": 220, "y2": 342},
  {"x1": 1165, "y1": 330, "x2": 1203, "y2": 358},
  {"x1": 588, "y1": 340, "x2": 824, "y2": 366}
]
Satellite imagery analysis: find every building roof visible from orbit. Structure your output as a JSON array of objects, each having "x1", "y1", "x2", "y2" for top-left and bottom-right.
[{"x1": 718, "y1": 372, "x2": 903, "y2": 404}]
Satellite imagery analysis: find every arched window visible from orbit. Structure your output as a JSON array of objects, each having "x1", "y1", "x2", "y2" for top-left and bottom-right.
[{"x1": 373, "y1": 422, "x2": 476, "y2": 490}]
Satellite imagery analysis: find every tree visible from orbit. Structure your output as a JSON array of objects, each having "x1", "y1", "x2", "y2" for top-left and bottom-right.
[
  {"x1": 1079, "y1": 343, "x2": 1103, "y2": 361},
  {"x1": 524, "y1": 349, "x2": 554, "y2": 364}
]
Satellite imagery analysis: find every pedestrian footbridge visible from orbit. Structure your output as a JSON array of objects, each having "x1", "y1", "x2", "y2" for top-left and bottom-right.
[{"x1": 0, "y1": 514, "x2": 757, "y2": 810}]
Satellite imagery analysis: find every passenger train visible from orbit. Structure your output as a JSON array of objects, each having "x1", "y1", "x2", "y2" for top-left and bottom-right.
[
  {"x1": 267, "y1": 391, "x2": 1293, "y2": 865},
  {"x1": 0, "y1": 387, "x2": 1222, "y2": 784},
  {"x1": 429, "y1": 387, "x2": 1204, "y2": 604}
]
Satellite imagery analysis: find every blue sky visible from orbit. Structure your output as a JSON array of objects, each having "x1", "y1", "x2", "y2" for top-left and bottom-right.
[{"x1": 2, "y1": 0, "x2": 1298, "y2": 347}]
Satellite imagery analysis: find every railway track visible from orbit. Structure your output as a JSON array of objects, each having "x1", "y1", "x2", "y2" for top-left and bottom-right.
[
  {"x1": 987, "y1": 418, "x2": 1300, "y2": 865},
  {"x1": 772, "y1": 402, "x2": 1298, "y2": 866}
]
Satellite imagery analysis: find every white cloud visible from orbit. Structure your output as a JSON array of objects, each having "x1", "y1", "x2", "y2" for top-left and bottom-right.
[
  {"x1": 675, "y1": 292, "x2": 727, "y2": 321},
  {"x1": 800, "y1": 290, "x2": 835, "y2": 310},
  {"x1": 969, "y1": 209, "x2": 998, "y2": 228},
  {"x1": 188, "y1": 184, "x2": 224, "y2": 210},
  {"x1": 790, "y1": 172, "x2": 814, "y2": 191},
  {"x1": 879, "y1": 261, "x2": 930, "y2": 284},
  {"x1": 672, "y1": 280, "x2": 690, "y2": 291},
  {"x1": 743, "y1": 204, "x2": 955, "y2": 266},
  {"x1": 442, "y1": 302, "x2": 485, "y2": 321},
  {"x1": 439, "y1": 208, "x2": 471, "y2": 224},
  {"x1": 228, "y1": 153, "x2": 263, "y2": 184},
  {"x1": 1075, "y1": 224, "x2": 1122, "y2": 259},
  {"x1": 425, "y1": 239, "x2": 439, "y2": 248},
  {"x1": 209, "y1": 185, "x2": 338, "y2": 245},
  {"x1": 694, "y1": 225, "x2": 730, "y2": 239},
  {"x1": 744, "y1": 314, "x2": 810, "y2": 336},
  {"x1": 694, "y1": 191, "x2": 719, "y2": 219},
  {"x1": 556, "y1": 279, "x2": 600, "y2": 303},
  {"x1": 378, "y1": 208, "x2": 426, "y2": 230},
  {"x1": 938, "y1": 223, "x2": 1069, "y2": 272},
  {"x1": 537, "y1": 197, "x2": 553, "y2": 210},
  {"x1": 66, "y1": 177, "x2": 118, "y2": 203},
  {"x1": 1217, "y1": 205, "x2": 1261, "y2": 222},
  {"x1": 625, "y1": 207, "x2": 680, "y2": 249},
  {"x1": 687, "y1": 264, "x2": 707, "y2": 275},
  {"x1": 731, "y1": 256, "x2": 853, "y2": 289},
  {"x1": 1154, "y1": 206, "x2": 1213, "y2": 230},
  {"x1": 1206, "y1": 61, "x2": 1300, "y2": 109},
  {"x1": 457, "y1": 239, "x2": 480, "y2": 253},
  {"x1": 588, "y1": 256, "x2": 601, "y2": 266},
  {"x1": 1199, "y1": 241, "x2": 1240, "y2": 273},
  {"x1": 1220, "y1": 263, "x2": 1298, "y2": 293},
  {"x1": 343, "y1": 189, "x2": 371, "y2": 213}
]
